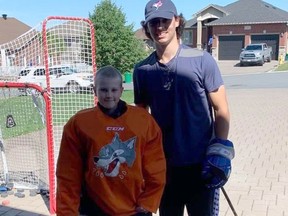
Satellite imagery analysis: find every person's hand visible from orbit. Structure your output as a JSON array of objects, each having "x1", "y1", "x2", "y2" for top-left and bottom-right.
[
  {"x1": 201, "y1": 138, "x2": 235, "y2": 189},
  {"x1": 136, "y1": 206, "x2": 149, "y2": 213}
]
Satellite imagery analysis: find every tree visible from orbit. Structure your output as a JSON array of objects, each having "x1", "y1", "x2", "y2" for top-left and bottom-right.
[{"x1": 89, "y1": 0, "x2": 148, "y2": 74}]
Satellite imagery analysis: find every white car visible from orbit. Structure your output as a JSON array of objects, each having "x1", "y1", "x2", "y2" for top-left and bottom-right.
[{"x1": 17, "y1": 65, "x2": 94, "y2": 94}]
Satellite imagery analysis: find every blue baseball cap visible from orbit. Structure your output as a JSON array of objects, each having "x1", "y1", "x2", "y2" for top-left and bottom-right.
[{"x1": 144, "y1": 0, "x2": 178, "y2": 25}]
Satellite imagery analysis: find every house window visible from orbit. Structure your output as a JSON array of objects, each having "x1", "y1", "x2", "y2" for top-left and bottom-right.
[{"x1": 182, "y1": 29, "x2": 193, "y2": 45}]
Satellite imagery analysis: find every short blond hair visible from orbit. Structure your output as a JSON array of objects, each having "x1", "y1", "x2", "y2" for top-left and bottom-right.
[{"x1": 94, "y1": 65, "x2": 123, "y2": 87}]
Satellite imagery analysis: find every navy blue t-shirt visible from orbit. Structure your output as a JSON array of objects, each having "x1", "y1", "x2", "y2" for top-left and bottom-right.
[{"x1": 133, "y1": 44, "x2": 223, "y2": 166}]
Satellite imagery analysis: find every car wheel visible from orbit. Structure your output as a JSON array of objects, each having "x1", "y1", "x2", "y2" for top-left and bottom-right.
[
  {"x1": 267, "y1": 55, "x2": 271, "y2": 62},
  {"x1": 66, "y1": 81, "x2": 80, "y2": 93},
  {"x1": 259, "y1": 57, "x2": 264, "y2": 66}
]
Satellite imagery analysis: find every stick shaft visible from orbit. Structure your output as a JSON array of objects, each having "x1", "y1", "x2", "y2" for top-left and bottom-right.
[{"x1": 221, "y1": 187, "x2": 238, "y2": 216}]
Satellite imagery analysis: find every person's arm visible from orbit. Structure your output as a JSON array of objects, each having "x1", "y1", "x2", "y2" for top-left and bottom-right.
[
  {"x1": 208, "y1": 85, "x2": 230, "y2": 139},
  {"x1": 136, "y1": 116, "x2": 166, "y2": 213},
  {"x1": 202, "y1": 85, "x2": 234, "y2": 189},
  {"x1": 56, "y1": 121, "x2": 84, "y2": 216}
]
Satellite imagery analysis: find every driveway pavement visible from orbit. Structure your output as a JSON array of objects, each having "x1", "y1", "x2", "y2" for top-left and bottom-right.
[
  {"x1": 122, "y1": 60, "x2": 280, "y2": 90},
  {"x1": 0, "y1": 60, "x2": 287, "y2": 216},
  {"x1": 217, "y1": 60, "x2": 279, "y2": 75}
]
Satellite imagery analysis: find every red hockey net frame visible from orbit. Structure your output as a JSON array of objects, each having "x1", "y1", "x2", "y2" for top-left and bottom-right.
[
  {"x1": 0, "y1": 81, "x2": 53, "y2": 208},
  {"x1": 0, "y1": 16, "x2": 97, "y2": 215},
  {"x1": 42, "y1": 17, "x2": 97, "y2": 214}
]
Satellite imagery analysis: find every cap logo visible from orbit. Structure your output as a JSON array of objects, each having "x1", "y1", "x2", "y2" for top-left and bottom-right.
[{"x1": 152, "y1": 0, "x2": 163, "y2": 10}]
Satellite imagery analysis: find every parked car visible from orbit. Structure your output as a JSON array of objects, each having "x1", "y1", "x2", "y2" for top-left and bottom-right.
[
  {"x1": 239, "y1": 43, "x2": 272, "y2": 66},
  {"x1": 17, "y1": 65, "x2": 94, "y2": 94}
]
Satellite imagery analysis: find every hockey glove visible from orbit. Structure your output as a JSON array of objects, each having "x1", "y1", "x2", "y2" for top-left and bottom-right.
[{"x1": 202, "y1": 138, "x2": 235, "y2": 189}]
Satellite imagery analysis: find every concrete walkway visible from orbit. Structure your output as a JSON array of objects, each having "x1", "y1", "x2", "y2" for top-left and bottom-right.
[{"x1": 0, "y1": 61, "x2": 287, "y2": 216}]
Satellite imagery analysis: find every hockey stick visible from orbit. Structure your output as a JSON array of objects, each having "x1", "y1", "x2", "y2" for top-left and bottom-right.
[
  {"x1": 221, "y1": 187, "x2": 238, "y2": 216},
  {"x1": 0, "y1": 125, "x2": 9, "y2": 184},
  {"x1": 31, "y1": 91, "x2": 46, "y2": 125}
]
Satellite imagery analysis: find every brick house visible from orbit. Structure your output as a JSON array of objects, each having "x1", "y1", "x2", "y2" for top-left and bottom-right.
[{"x1": 183, "y1": 0, "x2": 288, "y2": 60}]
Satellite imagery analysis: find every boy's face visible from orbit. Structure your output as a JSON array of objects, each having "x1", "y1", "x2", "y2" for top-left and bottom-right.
[{"x1": 94, "y1": 77, "x2": 123, "y2": 111}]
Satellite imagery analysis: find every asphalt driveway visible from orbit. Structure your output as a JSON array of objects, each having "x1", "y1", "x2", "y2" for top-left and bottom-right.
[
  {"x1": 123, "y1": 60, "x2": 280, "y2": 90},
  {"x1": 217, "y1": 60, "x2": 279, "y2": 76}
]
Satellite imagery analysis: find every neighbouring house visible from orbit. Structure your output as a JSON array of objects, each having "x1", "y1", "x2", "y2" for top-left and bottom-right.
[
  {"x1": 0, "y1": 15, "x2": 31, "y2": 45},
  {"x1": 134, "y1": 28, "x2": 155, "y2": 50},
  {"x1": 184, "y1": 0, "x2": 288, "y2": 61},
  {"x1": 0, "y1": 16, "x2": 94, "y2": 77},
  {"x1": 136, "y1": 0, "x2": 288, "y2": 61},
  {"x1": 0, "y1": 15, "x2": 32, "y2": 71}
]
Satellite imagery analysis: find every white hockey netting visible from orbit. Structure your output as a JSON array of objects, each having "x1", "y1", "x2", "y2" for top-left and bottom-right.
[
  {"x1": 0, "y1": 86, "x2": 48, "y2": 189},
  {"x1": 0, "y1": 16, "x2": 97, "y2": 214}
]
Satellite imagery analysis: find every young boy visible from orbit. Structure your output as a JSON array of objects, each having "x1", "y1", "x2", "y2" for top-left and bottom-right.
[{"x1": 56, "y1": 65, "x2": 166, "y2": 216}]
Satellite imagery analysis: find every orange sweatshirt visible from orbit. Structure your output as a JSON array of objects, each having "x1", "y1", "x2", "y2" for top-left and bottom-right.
[{"x1": 56, "y1": 105, "x2": 166, "y2": 216}]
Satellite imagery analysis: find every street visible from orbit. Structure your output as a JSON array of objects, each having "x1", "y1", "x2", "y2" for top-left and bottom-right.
[{"x1": 224, "y1": 71, "x2": 288, "y2": 89}]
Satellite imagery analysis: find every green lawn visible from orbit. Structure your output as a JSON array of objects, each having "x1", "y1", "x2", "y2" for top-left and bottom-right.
[
  {"x1": 0, "y1": 90, "x2": 134, "y2": 139},
  {"x1": 121, "y1": 90, "x2": 134, "y2": 104},
  {"x1": 0, "y1": 96, "x2": 45, "y2": 139},
  {"x1": 51, "y1": 91, "x2": 134, "y2": 124},
  {"x1": 275, "y1": 61, "x2": 288, "y2": 71}
]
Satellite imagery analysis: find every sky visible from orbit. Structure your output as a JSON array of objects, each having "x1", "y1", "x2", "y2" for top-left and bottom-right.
[{"x1": 1, "y1": 0, "x2": 288, "y2": 31}]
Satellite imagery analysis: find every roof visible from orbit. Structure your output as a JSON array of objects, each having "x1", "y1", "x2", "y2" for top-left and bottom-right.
[
  {"x1": 185, "y1": 4, "x2": 225, "y2": 28},
  {"x1": 185, "y1": 18, "x2": 197, "y2": 28},
  {"x1": 134, "y1": 28, "x2": 149, "y2": 40},
  {"x1": 185, "y1": 0, "x2": 288, "y2": 27},
  {"x1": 194, "y1": 4, "x2": 228, "y2": 16},
  {"x1": 0, "y1": 17, "x2": 31, "y2": 45}
]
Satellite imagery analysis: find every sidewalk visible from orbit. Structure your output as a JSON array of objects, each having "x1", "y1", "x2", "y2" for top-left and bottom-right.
[
  {"x1": 217, "y1": 88, "x2": 288, "y2": 216},
  {"x1": 153, "y1": 87, "x2": 288, "y2": 216}
]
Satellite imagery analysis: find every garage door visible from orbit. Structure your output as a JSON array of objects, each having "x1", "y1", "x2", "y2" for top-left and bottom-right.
[
  {"x1": 251, "y1": 34, "x2": 279, "y2": 60},
  {"x1": 218, "y1": 36, "x2": 245, "y2": 60}
]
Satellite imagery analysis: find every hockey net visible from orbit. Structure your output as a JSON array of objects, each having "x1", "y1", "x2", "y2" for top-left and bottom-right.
[{"x1": 0, "y1": 16, "x2": 96, "y2": 214}]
